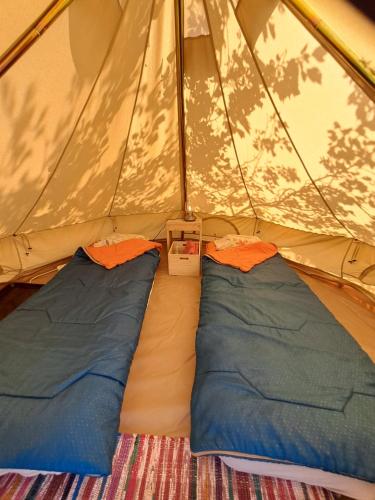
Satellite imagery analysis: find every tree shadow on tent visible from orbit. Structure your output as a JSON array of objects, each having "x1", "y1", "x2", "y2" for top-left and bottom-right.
[
  {"x1": 184, "y1": 1, "x2": 374, "y2": 243},
  {"x1": 1, "y1": 0, "x2": 180, "y2": 239}
]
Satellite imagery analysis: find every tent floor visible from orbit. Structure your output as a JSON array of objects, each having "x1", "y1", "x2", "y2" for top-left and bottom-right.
[
  {"x1": 2, "y1": 244, "x2": 374, "y2": 437},
  {"x1": 120, "y1": 244, "x2": 375, "y2": 437}
]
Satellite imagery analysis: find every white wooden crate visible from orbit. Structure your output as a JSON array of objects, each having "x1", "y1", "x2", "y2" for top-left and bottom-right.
[{"x1": 168, "y1": 241, "x2": 201, "y2": 276}]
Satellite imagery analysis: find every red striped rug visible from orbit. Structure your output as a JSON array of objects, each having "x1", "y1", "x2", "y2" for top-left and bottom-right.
[{"x1": 0, "y1": 434, "x2": 337, "y2": 499}]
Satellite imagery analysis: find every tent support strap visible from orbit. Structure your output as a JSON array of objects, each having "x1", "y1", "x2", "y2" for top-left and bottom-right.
[
  {"x1": 0, "y1": 0, "x2": 74, "y2": 78},
  {"x1": 174, "y1": 0, "x2": 187, "y2": 211}
]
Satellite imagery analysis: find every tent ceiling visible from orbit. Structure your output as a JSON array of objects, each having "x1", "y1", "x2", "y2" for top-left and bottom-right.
[{"x1": 0, "y1": 0, "x2": 374, "y2": 289}]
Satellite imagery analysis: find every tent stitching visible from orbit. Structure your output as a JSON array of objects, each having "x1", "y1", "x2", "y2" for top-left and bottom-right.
[
  {"x1": 202, "y1": 0, "x2": 258, "y2": 222},
  {"x1": 0, "y1": 211, "x2": 183, "y2": 244},
  {"x1": 108, "y1": 0, "x2": 157, "y2": 217}
]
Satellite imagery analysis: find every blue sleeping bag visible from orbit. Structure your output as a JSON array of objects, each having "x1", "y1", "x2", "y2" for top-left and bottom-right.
[
  {"x1": 0, "y1": 248, "x2": 159, "y2": 475},
  {"x1": 191, "y1": 255, "x2": 375, "y2": 482}
]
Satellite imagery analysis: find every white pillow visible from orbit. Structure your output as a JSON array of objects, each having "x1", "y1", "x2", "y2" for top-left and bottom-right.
[
  {"x1": 214, "y1": 234, "x2": 261, "y2": 251},
  {"x1": 92, "y1": 232, "x2": 146, "y2": 248}
]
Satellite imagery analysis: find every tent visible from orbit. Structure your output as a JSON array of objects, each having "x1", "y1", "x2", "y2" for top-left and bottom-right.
[{"x1": 0, "y1": 0, "x2": 374, "y2": 298}]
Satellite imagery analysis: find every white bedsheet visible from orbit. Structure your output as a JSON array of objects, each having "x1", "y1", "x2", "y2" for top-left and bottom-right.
[
  {"x1": 0, "y1": 469, "x2": 60, "y2": 476},
  {"x1": 221, "y1": 456, "x2": 375, "y2": 500}
]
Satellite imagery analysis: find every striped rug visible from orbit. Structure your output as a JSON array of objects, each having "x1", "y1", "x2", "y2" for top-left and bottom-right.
[{"x1": 0, "y1": 434, "x2": 337, "y2": 499}]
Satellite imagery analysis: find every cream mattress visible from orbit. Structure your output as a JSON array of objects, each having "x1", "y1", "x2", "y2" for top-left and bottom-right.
[{"x1": 120, "y1": 245, "x2": 200, "y2": 436}]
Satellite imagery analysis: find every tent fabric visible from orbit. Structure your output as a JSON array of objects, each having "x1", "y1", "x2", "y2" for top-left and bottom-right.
[
  {"x1": 0, "y1": 0, "x2": 53, "y2": 54},
  {"x1": 0, "y1": 0, "x2": 180, "y2": 237},
  {"x1": 185, "y1": 0, "x2": 374, "y2": 241},
  {"x1": 0, "y1": 1, "x2": 123, "y2": 235},
  {"x1": 0, "y1": 0, "x2": 374, "y2": 294}
]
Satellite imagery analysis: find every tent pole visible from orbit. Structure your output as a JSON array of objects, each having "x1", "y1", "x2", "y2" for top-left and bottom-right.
[
  {"x1": 0, "y1": 0, "x2": 74, "y2": 78},
  {"x1": 174, "y1": 0, "x2": 187, "y2": 212},
  {"x1": 283, "y1": 0, "x2": 375, "y2": 99}
]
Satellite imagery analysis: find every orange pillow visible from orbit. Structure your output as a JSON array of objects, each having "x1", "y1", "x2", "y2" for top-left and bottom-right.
[
  {"x1": 84, "y1": 239, "x2": 162, "y2": 269},
  {"x1": 205, "y1": 241, "x2": 277, "y2": 272}
]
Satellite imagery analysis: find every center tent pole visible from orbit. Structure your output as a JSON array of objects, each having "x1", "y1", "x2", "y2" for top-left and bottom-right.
[{"x1": 174, "y1": 0, "x2": 188, "y2": 213}]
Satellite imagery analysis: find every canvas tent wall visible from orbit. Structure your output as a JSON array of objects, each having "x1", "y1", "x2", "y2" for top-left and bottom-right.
[{"x1": 0, "y1": 0, "x2": 374, "y2": 296}]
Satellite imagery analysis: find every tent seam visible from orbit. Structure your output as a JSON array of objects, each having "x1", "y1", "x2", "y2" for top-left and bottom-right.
[
  {"x1": 201, "y1": 0, "x2": 258, "y2": 222},
  {"x1": 229, "y1": 0, "x2": 355, "y2": 239},
  {"x1": 13, "y1": 4, "x2": 127, "y2": 236},
  {"x1": 340, "y1": 238, "x2": 354, "y2": 279},
  {"x1": 1, "y1": 211, "x2": 185, "y2": 242},
  {"x1": 108, "y1": 0, "x2": 157, "y2": 216}
]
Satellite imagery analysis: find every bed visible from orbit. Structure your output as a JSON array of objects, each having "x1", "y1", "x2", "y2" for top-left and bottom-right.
[
  {"x1": 191, "y1": 253, "x2": 375, "y2": 499},
  {"x1": 0, "y1": 247, "x2": 159, "y2": 476}
]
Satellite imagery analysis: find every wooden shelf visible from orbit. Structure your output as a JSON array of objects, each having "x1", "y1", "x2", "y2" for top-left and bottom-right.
[{"x1": 166, "y1": 218, "x2": 202, "y2": 276}]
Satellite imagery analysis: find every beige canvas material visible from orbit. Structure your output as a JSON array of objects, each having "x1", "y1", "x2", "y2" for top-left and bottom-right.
[
  {"x1": 234, "y1": 0, "x2": 279, "y2": 48},
  {"x1": 0, "y1": 213, "x2": 182, "y2": 282},
  {"x1": 0, "y1": 1, "x2": 123, "y2": 237},
  {"x1": 203, "y1": 0, "x2": 345, "y2": 233},
  {"x1": 0, "y1": 0, "x2": 180, "y2": 237},
  {"x1": 1, "y1": 214, "x2": 375, "y2": 298},
  {"x1": 184, "y1": 0, "x2": 375, "y2": 241},
  {"x1": 184, "y1": 35, "x2": 254, "y2": 216},
  {"x1": 15, "y1": 0, "x2": 154, "y2": 234},
  {"x1": 239, "y1": 1, "x2": 375, "y2": 243},
  {"x1": 0, "y1": 218, "x2": 113, "y2": 282},
  {"x1": 110, "y1": 0, "x2": 181, "y2": 217},
  {"x1": 184, "y1": 0, "x2": 210, "y2": 38}
]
